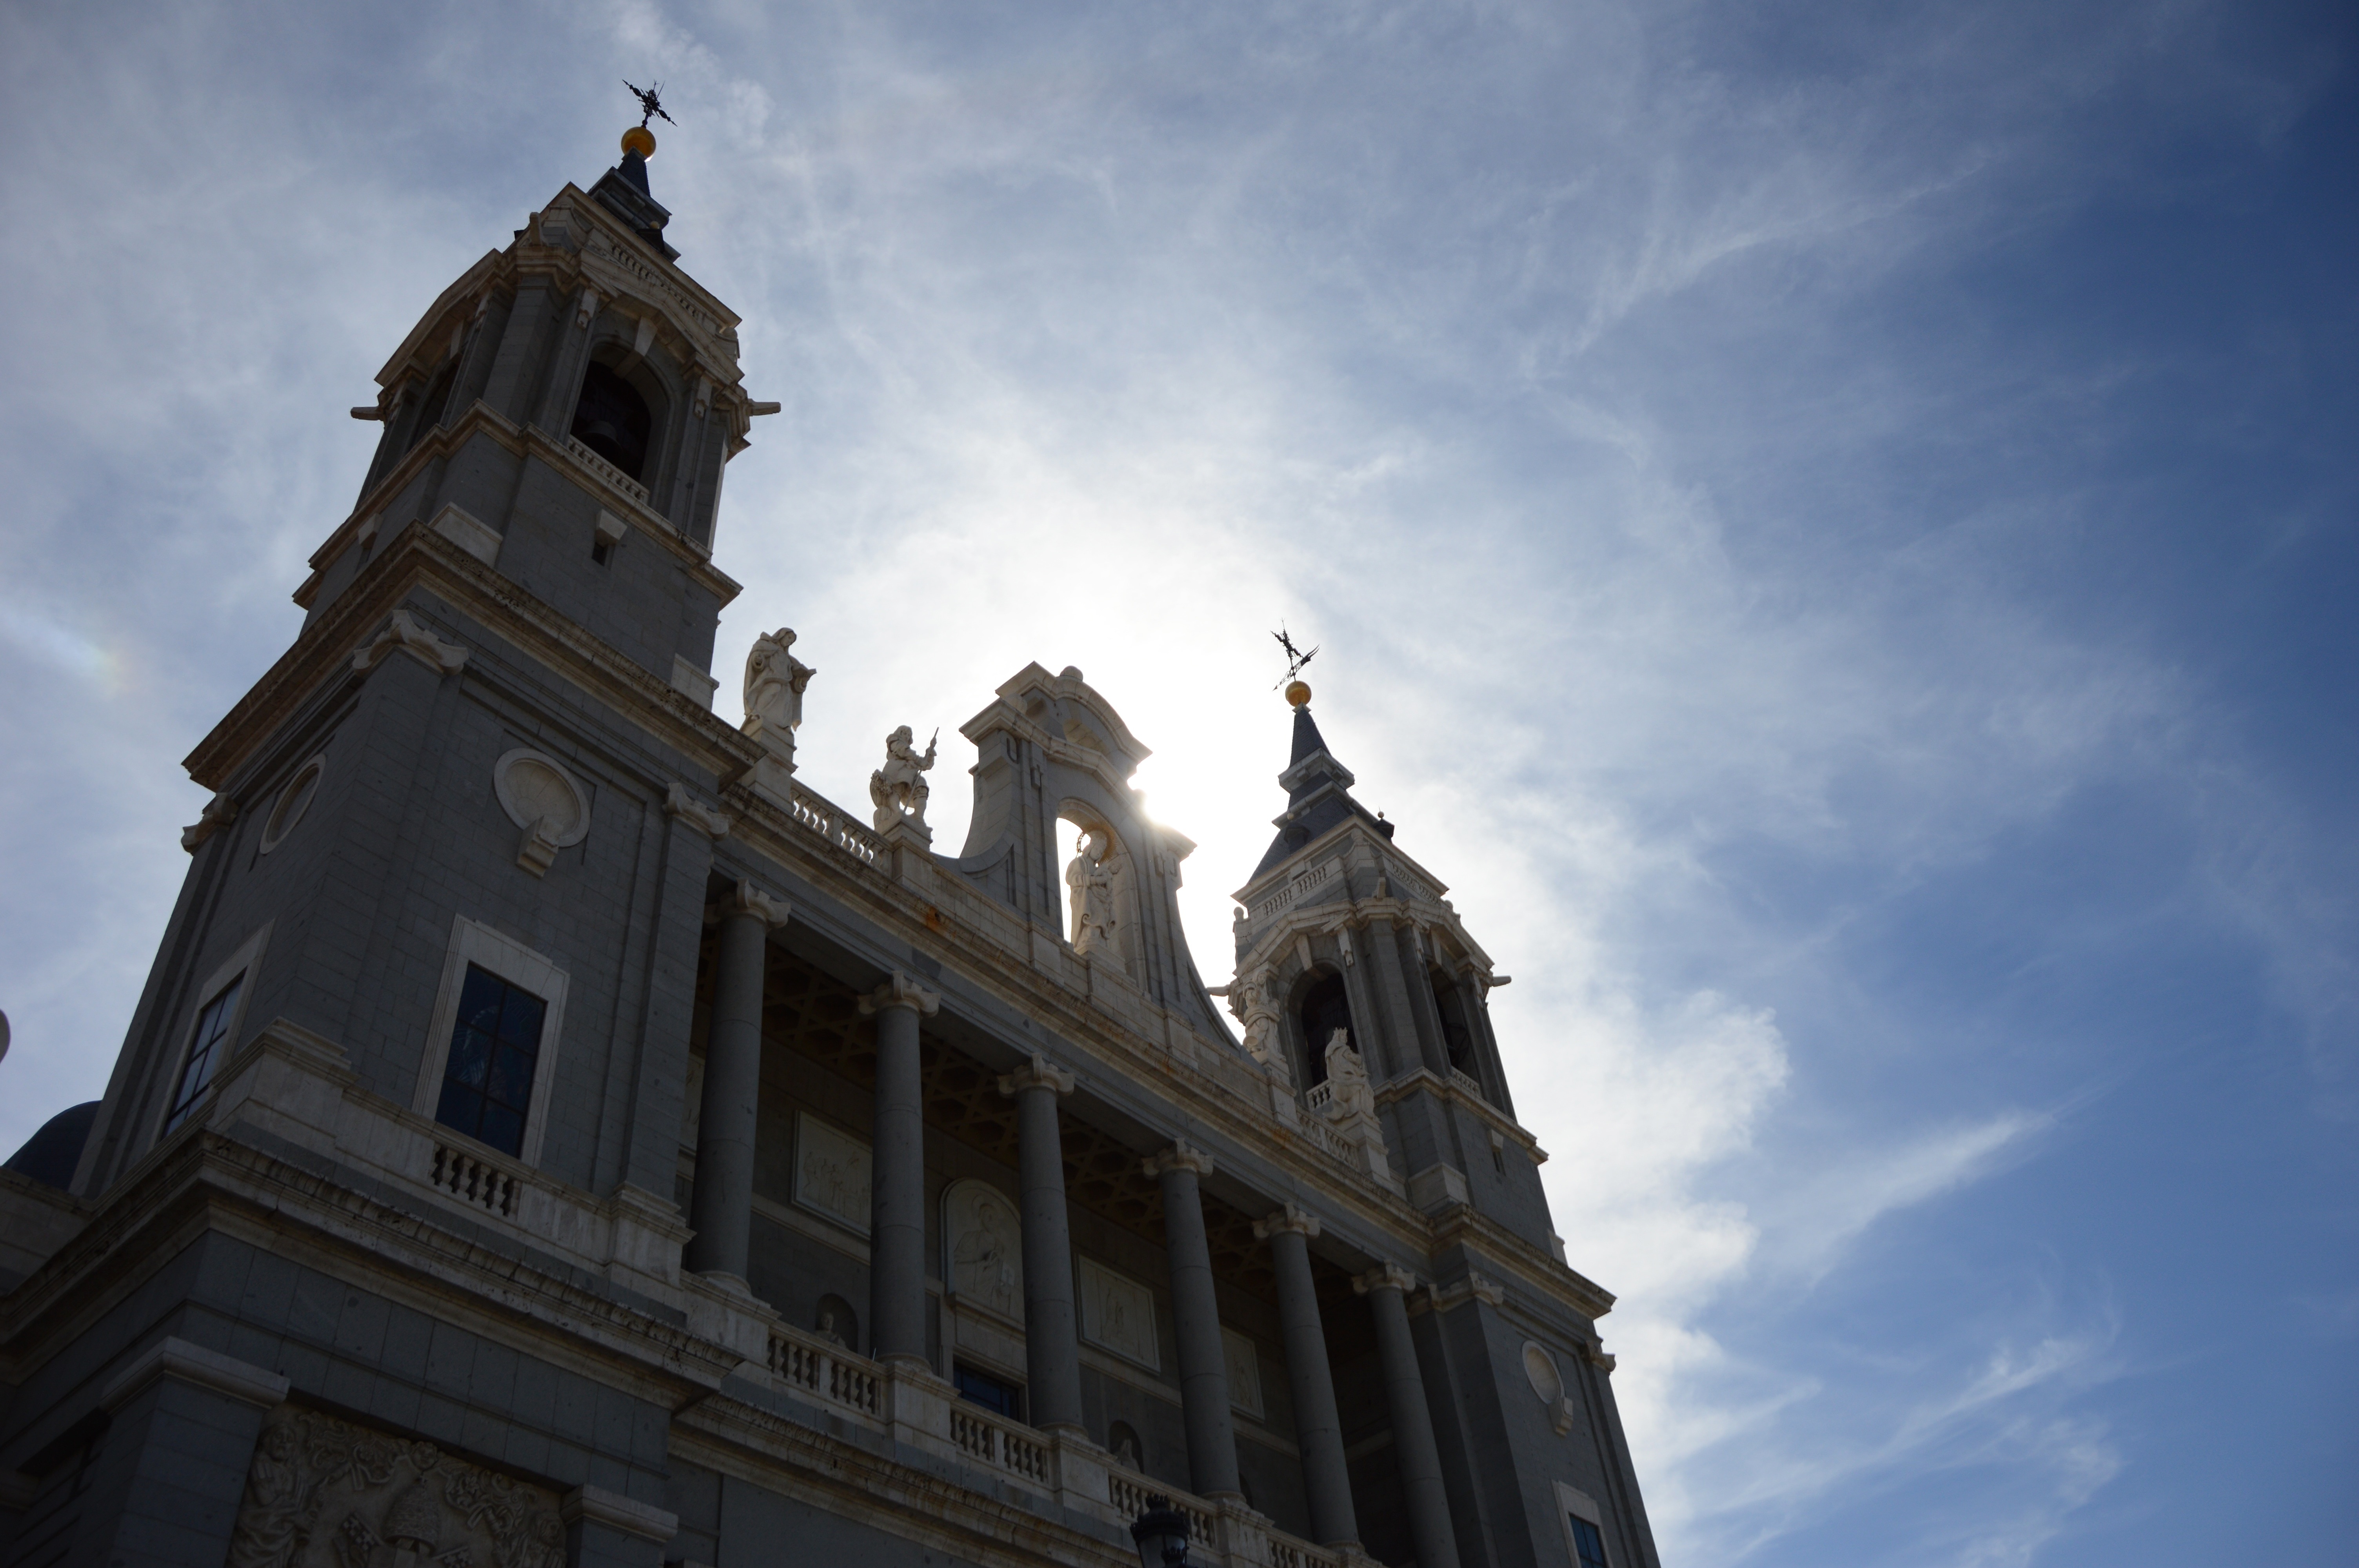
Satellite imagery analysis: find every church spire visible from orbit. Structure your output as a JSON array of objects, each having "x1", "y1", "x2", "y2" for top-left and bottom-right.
[
  {"x1": 1250, "y1": 671, "x2": 1394, "y2": 878},
  {"x1": 591, "y1": 83, "x2": 680, "y2": 260}
]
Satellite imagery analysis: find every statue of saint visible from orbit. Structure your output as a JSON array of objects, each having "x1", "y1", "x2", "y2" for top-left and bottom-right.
[
  {"x1": 1066, "y1": 828, "x2": 1120, "y2": 958},
  {"x1": 743, "y1": 628, "x2": 814, "y2": 745},
  {"x1": 869, "y1": 725, "x2": 937, "y2": 830},
  {"x1": 1324, "y1": 1027, "x2": 1373, "y2": 1116}
]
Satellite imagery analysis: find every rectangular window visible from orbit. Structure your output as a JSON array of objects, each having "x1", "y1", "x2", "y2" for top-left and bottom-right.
[
  {"x1": 953, "y1": 1364, "x2": 1024, "y2": 1421},
  {"x1": 163, "y1": 976, "x2": 244, "y2": 1133},
  {"x1": 1568, "y1": 1515, "x2": 1609, "y2": 1568},
  {"x1": 433, "y1": 964, "x2": 547, "y2": 1158}
]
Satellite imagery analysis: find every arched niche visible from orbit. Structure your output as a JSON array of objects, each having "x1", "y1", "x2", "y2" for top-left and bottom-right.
[
  {"x1": 1290, "y1": 967, "x2": 1355, "y2": 1089},
  {"x1": 1055, "y1": 804, "x2": 1137, "y2": 976},
  {"x1": 1428, "y1": 963, "x2": 1479, "y2": 1076},
  {"x1": 569, "y1": 345, "x2": 672, "y2": 486}
]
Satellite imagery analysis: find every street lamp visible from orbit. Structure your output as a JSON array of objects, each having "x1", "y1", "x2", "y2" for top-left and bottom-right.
[{"x1": 1130, "y1": 1496, "x2": 1190, "y2": 1567}]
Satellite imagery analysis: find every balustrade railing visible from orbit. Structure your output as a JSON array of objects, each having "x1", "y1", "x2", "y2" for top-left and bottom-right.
[
  {"x1": 563, "y1": 434, "x2": 652, "y2": 505},
  {"x1": 949, "y1": 1405, "x2": 1050, "y2": 1486},
  {"x1": 429, "y1": 1142, "x2": 519, "y2": 1216},
  {"x1": 765, "y1": 1323, "x2": 882, "y2": 1418},
  {"x1": 1450, "y1": 1066, "x2": 1487, "y2": 1102},
  {"x1": 787, "y1": 783, "x2": 882, "y2": 866},
  {"x1": 1106, "y1": 1469, "x2": 1217, "y2": 1550}
]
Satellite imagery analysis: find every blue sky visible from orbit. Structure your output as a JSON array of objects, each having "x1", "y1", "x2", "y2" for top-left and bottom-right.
[{"x1": 2, "y1": 1, "x2": 2352, "y2": 1563}]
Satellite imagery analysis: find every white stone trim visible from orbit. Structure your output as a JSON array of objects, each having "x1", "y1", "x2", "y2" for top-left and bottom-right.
[
  {"x1": 411, "y1": 915, "x2": 572, "y2": 1167},
  {"x1": 257, "y1": 753, "x2": 326, "y2": 855},
  {"x1": 561, "y1": 1484, "x2": 679, "y2": 1543},
  {"x1": 430, "y1": 502, "x2": 502, "y2": 566},
  {"x1": 670, "y1": 653, "x2": 718, "y2": 710},
  {"x1": 101, "y1": 1336, "x2": 289, "y2": 1412},
  {"x1": 1553, "y1": 1481, "x2": 1611, "y2": 1565}
]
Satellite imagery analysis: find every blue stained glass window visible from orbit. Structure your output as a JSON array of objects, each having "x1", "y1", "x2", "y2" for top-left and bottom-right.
[
  {"x1": 164, "y1": 975, "x2": 244, "y2": 1133},
  {"x1": 434, "y1": 965, "x2": 546, "y2": 1158},
  {"x1": 1569, "y1": 1515, "x2": 1609, "y2": 1568}
]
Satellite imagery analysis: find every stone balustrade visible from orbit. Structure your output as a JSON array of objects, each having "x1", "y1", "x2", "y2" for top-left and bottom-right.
[{"x1": 562, "y1": 433, "x2": 652, "y2": 505}]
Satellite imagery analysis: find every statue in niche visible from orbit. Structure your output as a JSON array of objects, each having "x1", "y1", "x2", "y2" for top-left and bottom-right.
[
  {"x1": 1324, "y1": 1027, "x2": 1373, "y2": 1117},
  {"x1": 869, "y1": 725, "x2": 937, "y2": 831},
  {"x1": 1066, "y1": 827, "x2": 1120, "y2": 959},
  {"x1": 742, "y1": 627, "x2": 814, "y2": 749}
]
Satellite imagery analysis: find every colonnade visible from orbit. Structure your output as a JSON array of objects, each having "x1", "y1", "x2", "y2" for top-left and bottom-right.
[{"x1": 688, "y1": 934, "x2": 1461, "y2": 1564}]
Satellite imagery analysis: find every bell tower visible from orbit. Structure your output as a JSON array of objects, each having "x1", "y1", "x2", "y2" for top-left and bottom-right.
[{"x1": 66, "y1": 115, "x2": 773, "y2": 1211}]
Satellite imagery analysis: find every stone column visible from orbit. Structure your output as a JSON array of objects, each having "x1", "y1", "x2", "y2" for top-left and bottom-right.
[
  {"x1": 684, "y1": 881, "x2": 789, "y2": 1284},
  {"x1": 860, "y1": 972, "x2": 940, "y2": 1367},
  {"x1": 1144, "y1": 1142, "x2": 1241, "y2": 1497},
  {"x1": 1354, "y1": 1264, "x2": 1461, "y2": 1568},
  {"x1": 1257, "y1": 1205, "x2": 1358, "y2": 1548},
  {"x1": 999, "y1": 1052, "x2": 1083, "y2": 1434}
]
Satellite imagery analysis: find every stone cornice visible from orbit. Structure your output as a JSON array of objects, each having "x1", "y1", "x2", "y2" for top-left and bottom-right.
[
  {"x1": 187, "y1": 515, "x2": 762, "y2": 793},
  {"x1": 1428, "y1": 1206, "x2": 1617, "y2": 1322},
  {"x1": 1374, "y1": 1067, "x2": 1545, "y2": 1161}
]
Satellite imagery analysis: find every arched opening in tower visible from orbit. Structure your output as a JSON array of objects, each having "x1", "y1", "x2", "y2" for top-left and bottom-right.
[
  {"x1": 571, "y1": 359, "x2": 654, "y2": 481},
  {"x1": 1430, "y1": 967, "x2": 1476, "y2": 1076},
  {"x1": 1296, "y1": 971, "x2": 1353, "y2": 1087}
]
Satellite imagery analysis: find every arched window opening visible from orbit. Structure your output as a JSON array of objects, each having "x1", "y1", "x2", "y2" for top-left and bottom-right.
[
  {"x1": 401, "y1": 356, "x2": 460, "y2": 457},
  {"x1": 1297, "y1": 971, "x2": 1353, "y2": 1088},
  {"x1": 1055, "y1": 811, "x2": 1128, "y2": 968},
  {"x1": 570, "y1": 359, "x2": 653, "y2": 480},
  {"x1": 1431, "y1": 967, "x2": 1477, "y2": 1075}
]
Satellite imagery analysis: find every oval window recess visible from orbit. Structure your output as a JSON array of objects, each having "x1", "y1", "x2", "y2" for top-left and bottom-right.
[
  {"x1": 1522, "y1": 1340, "x2": 1563, "y2": 1406},
  {"x1": 492, "y1": 748, "x2": 592, "y2": 847},
  {"x1": 258, "y1": 756, "x2": 325, "y2": 854}
]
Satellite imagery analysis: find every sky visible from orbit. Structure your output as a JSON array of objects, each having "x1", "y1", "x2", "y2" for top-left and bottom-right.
[{"x1": 1, "y1": 1, "x2": 2353, "y2": 1563}]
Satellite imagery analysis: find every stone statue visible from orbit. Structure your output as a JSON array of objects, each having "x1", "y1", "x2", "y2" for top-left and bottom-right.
[
  {"x1": 1324, "y1": 1027, "x2": 1373, "y2": 1117},
  {"x1": 869, "y1": 725, "x2": 937, "y2": 832},
  {"x1": 1065, "y1": 828, "x2": 1120, "y2": 958},
  {"x1": 227, "y1": 1421, "x2": 304, "y2": 1568},
  {"x1": 1216, "y1": 966, "x2": 1291, "y2": 1087},
  {"x1": 742, "y1": 628, "x2": 814, "y2": 744}
]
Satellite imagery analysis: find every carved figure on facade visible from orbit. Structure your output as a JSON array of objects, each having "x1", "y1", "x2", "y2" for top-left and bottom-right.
[
  {"x1": 869, "y1": 725, "x2": 936, "y2": 832},
  {"x1": 227, "y1": 1408, "x2": 565, "y2": 1568},
  {"x1": 1065, "y1": 827, "x2": 1121, "y2": 959},
  {"x1": 1214, "y1": 966, "x2": 1292, "y2": 1087},
  {"x1": 1323, "y1": 1027, "x2": 1374, "y2": 1117},
  {"x1": 742, "y1": 627, "x2": 813, "y2": 747},
  {"x1": 945, "y1": 1179, "x2": 1023, "y2": 1321}
]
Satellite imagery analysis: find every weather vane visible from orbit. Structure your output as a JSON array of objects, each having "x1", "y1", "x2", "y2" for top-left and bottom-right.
[
  {"x1": 1272, "y1": 626, "x2": 1319, "y2": 695},
  {"x1": 623, "y1": 79, "x2": 676, "y2": 130}
]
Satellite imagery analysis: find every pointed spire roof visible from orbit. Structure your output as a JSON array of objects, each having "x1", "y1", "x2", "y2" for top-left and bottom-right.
[
  {"x1": 589, "y1": 124, "x2": 680, "y2": 261},
  {"x1": 1250, "y1": 683, "x2": 1393, "y2": 878}
]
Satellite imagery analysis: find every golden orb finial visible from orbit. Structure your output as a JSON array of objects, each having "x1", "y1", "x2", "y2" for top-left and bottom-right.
[
  {"x1": 621, "y1": 125, "x2": 657, "y2": 159},
  {"x1": 1285, "y1": 679, "x2": 1312, "y2": 709}
]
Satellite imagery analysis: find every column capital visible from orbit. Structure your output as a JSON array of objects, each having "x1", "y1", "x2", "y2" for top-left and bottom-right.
[
  {"x1": 859, "y1": 971, "x2": 941, "y2": 1017},
  {"x1": 729, "y1": 878, "x2": 792, "y2": 927},
  {"x1": 1254, "y1": 1202, "x2": 1321, "y2": 1241},
  {"x1": 1352, "y1": 1261, "x2": 1418, "y2": 1296},
  {"x1": 1142, "y1": 1140, "x2": 1215, "y2": 1179},
  {"x1": 998, "y1": 1051, "x2": 1075, "y2": 1097}
]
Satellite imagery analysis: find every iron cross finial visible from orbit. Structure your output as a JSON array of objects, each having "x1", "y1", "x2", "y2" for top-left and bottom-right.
[
  {"x1": 1271, "y1": 626, "x2": 1319, "y2": 688},
  {"x1": 623, "y1": 80, "x2": 676, "y2": 129}
]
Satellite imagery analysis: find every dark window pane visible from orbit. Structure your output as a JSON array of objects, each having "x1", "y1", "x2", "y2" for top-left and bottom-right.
[
  {"x1": 436, "y1": 1080, "x2": 482, "y2": 1140},
  {"x1": 477, "y1": 1102, "x2": 525, "y2": 1158},
  {"x1": 165, "y1": 975, "x2": 244, "y2": 1132},
  {"x1": 487, "y1": 1045, "x2": 535, "y2": 1111},
  {"x1": 496, "y1": 988, "x2": 546, "y2": 1051},
  {"x1": 1570, "y1": 1516, "x2": 1608, "y2": 1568},
  {"x1": 954, "y1": 1365, "x2": 1022, "y2": 1419},
  {"x1": 457, "y1": 967, "x2": 505, "y2": 1036},
  {"x1": 444, "y1": 1026, "x2": 491, "y2": 1090},
  {"x1": 434, "y1": 965, "x2": 547, "y2": 1158}
]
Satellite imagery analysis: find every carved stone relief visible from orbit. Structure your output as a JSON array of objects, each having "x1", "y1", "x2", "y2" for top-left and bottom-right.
[
  {"x1": 943, "y1": 1178, "x2": 1023, "y2": 1322},
  {"x1": 792, "y1": 1111, "x2": 871, "y2": 1234},
  {"x1": 227, "y1": 1406, "x2": 565, "y2": 1568},
  {"x1": 491, "y1": 750, "x2": 590, "y2": 877},
  {"x1": 1077, "y1": 1257, "x2": 1159, "y2": 1371},
  {"x1": 1222, "y1": 1327, "x2": 1263, "y2": 1420}
]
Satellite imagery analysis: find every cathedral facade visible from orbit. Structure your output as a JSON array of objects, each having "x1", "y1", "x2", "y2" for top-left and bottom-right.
[{"x1": 0, "y1": 127, "x2": 1657, "y2": 1568}]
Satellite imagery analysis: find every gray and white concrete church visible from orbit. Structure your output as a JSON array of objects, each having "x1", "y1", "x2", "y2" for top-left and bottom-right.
[{"x1": 0, "y1": 118, "x2": 1658, "y2": 1568}]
